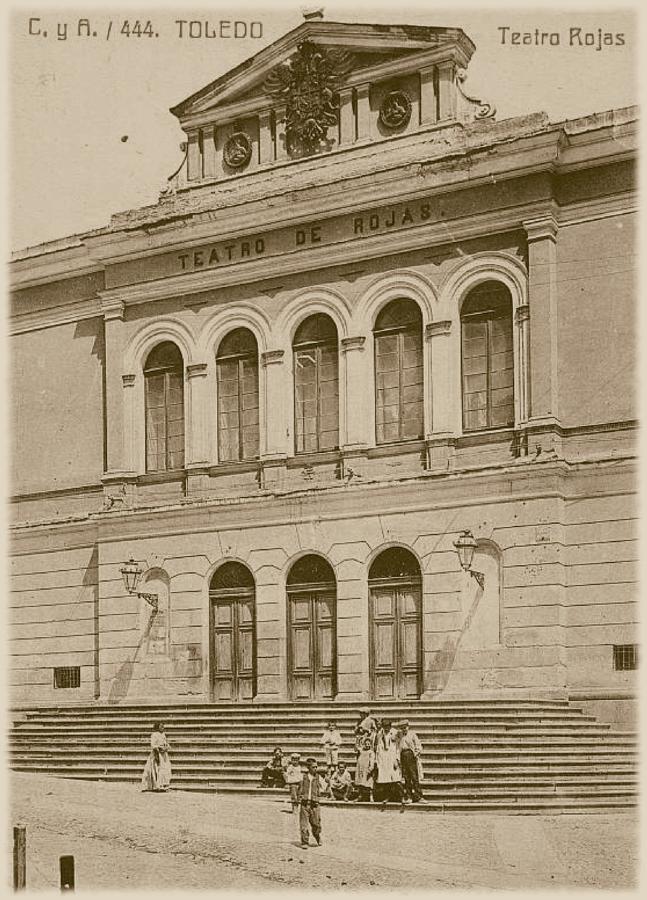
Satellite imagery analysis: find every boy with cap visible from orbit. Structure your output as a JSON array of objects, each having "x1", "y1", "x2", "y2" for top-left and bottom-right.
[
  {"x1": 298, "y1": 757, "x2": 323, "y2": 848},
  {"x1": 285, "y1": 752, "x2": 303, "y2": 812}
]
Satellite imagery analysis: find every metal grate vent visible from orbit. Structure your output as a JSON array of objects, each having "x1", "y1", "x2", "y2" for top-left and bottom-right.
[
  {"x1": 53, "y1": 666, "x2": 81, "y2": 689},
  {"x1": 613, "y1": 644, "x2": 638, "y2": 671}
]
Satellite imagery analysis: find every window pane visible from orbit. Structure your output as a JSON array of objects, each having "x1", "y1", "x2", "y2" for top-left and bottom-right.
[{"x1": 461, "y1": 288, "x2": 513, "y2": 431}]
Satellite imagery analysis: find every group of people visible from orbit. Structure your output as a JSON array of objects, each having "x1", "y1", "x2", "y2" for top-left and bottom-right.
[{"x1": 259, "y1": 709, "x2": 425, "y2": 814}]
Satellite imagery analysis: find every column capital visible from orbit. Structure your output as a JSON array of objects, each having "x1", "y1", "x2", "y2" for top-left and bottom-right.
[
  {"x1": 515, "y1": 304, "x2": 530, "y2": 324},
  {"x1": 523, "y1": 214, "x2": 559, "y2": 242},
  {"x1": 261, "y1": 349, "x2": 285, "y2": 367},
  {"x1": 355, "y1": 82, "x2": 370, "y2": 99},
  {"x1": 425, "y1": 320, "x2": 452, "y2": 339},
  {"x1": 341, "y1": 335, "x2": 366, "y2": 353},
  {"x1": 100, "y1": 297, "x2": 125, "y2": 321},
  {"x1": 186, "y1": 362, "x2": 209, "y2": 379}
]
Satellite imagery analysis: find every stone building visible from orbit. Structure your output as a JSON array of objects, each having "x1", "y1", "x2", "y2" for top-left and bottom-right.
[{"x1": 10, "y1": 15, "x2": 638, "y2": 724}]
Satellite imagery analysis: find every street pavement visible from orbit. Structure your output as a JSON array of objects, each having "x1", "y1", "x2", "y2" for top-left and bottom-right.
[{"x1": 8, "y1": 772, "x2": 639, "y2": 892}]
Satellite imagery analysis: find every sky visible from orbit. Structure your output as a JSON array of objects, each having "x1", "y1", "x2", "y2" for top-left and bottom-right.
[{"x1": 8, "y1": 0, "x2": 638, "y2": 251}]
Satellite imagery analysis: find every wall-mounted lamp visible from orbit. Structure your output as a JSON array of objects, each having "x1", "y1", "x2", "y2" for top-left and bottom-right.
[
  {"x1": 120, "y1": 558, "x2": 159, "y2": 612},
  {"x1": 453, "y1": 530, "x2": 485, "y2": 589}
]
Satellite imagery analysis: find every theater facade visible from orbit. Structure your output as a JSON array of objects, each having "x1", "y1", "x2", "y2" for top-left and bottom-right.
[{"x1": 10, "y1": 16, "x2": 638, "y2": 723}]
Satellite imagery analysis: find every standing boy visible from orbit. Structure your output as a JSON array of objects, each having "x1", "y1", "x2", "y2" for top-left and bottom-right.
[
  {"x1": 320, "y1": 721, "x2": 343, "y2": 767},
  {"x1": 298, "y1": 757, "x2": 322, "y2": 848},
  {"x1": 285, "y1": 752, "x2": 303, "y2": 812}
]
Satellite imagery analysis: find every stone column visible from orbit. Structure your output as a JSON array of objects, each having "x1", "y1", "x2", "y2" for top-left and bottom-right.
[
  {"x1": 258, "y1": 109, "x2": 273, "y2": 165},
  {"x1": 185, "y1": 362, "x2": 210, "y2": 494},
  {"x1": 101, "y1": 298, "x2": 126, "y2": 476},
  {"x1": 201, "y1": 125, "x2": 216, "y2": 179},
  {"x1": 419, "y1": 66, "x2": 438, "y2": 125},
  {"x1": 425, "y1": 320, "x2": 456, "y2": 471},
  {"x1": 515, "y1": 304, "x2": 531, "y2": 425},
  {"x1": 259, "y1": 349, "x2": 288, "y2": 487},
  {"x1": 338, "y1": 88, "x2": 354, "y2": 146},
  {"x1": 355, "y1": 84, "x2": 371, "y2": 142},
  {"x1": 524, "y1": 215, "x2": 560, "y2": 435},
  {"x1": 340, "y1": 335, "x2": 369, "y2": 477},
  {"x1": 186, "y1": 130, "x2": 201, "y2": 181},
  {"x1": 437, "y1": 61, "x2": 456, "y2": 120},
  {"x1": 274, "y1": 105, "x2": 288, "y2": 161}
]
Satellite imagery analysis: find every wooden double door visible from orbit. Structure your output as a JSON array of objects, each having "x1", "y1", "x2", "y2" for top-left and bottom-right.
[
  {"x1": 370, "y1": 580, "x2": 422, "y2": 699},
  {"x1": 288, "y1": 590, "x2": 337, "y2": 700},
  {"x1": 210, "y1": 591, "x2": 256, "y2": 701}
]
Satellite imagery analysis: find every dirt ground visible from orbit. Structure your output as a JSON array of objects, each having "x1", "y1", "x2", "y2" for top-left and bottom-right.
[{"x1": 8, "y1": 772, "x2": 639, "y2": 892}]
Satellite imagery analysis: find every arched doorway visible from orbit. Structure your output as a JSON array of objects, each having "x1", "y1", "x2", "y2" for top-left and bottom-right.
[
  {"x1": 209, "y1": 562, "x2": 256, "y2": 701},
  {"x1": 287, "y1": 555, "x2": 337, "y2": 700},
  {"x1": 369, "y1": 547, "x2": 422, "y2": 699}
]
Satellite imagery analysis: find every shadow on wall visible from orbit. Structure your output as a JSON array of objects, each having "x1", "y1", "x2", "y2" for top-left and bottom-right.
[
  {"x1": 426, "y1": 578, "x2": 484, "y2": 693},
  {"x1": 107, "y1": 611, "x2": 157, "y2": 704}
]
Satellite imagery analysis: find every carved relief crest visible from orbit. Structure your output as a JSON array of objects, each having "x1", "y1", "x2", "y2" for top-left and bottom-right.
[
  {"x1": 263, "y1": 41, "x2": 354, "y2": 156},
  {"x1": 223, "y1": 131, "x2": 253, "y2": 169},
  {"x1": 379, "y1": 90, "x2": 412, "y2": 129}
]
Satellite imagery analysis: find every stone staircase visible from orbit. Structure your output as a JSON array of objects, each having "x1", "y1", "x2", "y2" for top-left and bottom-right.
[{"x1": 9, "y1": 699, "x2": 638, "y2": 814}]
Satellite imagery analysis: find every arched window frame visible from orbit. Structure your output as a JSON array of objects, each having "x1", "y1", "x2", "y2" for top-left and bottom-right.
[
  {"x1": 215, "y1": 328, "x2": 260, "y2": 463},
  {"x1": 436, "y1": 255, "x2": 529, "y2": 437},
  {"x1": 373, "y1": 299, "x2": 425, "y2": 445},
  {"x1": 292, "y1": 314, "x2": 340, "y2": 454},
  {"x1": 143, "y1": 341, "x2": 185, "y2": 473},
  {"x1": 460, "y1": 282, "x2": 515, "y2": 432}
]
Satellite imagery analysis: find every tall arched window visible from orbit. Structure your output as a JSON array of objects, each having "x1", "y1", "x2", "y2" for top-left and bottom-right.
[
  {"x1": 144, "y1": 341, "x2": 185, "y2": 472},
  {"x1": 374, "y1": 299, "x2": 424, "y2": 444},
  {"x1": 293, "y1": 314, "x2": 339, "y2": 453},
  {"x1": 216, "y1": 328, "x2": 259, "y2": 462},
  {"x1": 461, "y1": 282, "x2": 514, "y2": 431}
]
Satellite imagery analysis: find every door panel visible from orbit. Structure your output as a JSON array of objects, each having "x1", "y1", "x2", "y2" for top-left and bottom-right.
[
  {"x1": 211, "y1": 595, "x2": 256, "y2": 701},
  {"x1": 288, "y1": 591, "x2": 336, "y2": 700},
  {"x1": 370, "y1": 584, "x2": 421, "y2": 699}
]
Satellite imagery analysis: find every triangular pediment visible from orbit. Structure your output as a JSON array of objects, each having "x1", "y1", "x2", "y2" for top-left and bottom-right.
[{"x1": 171, "y1": 20, "x2": 475, "y2": 123}]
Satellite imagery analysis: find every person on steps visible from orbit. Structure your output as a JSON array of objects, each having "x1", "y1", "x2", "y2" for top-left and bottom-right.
[
  {"x1": 373, "y1": 719, "x2": 405, "y2": 810},
  {"x1": 260, "y1": 747, "x2": 286, "y2": 787},
  {"x1": 141, "y1": 722, "x2": 172, "y2": 792},
  {"x1": 395, "y1": 719, "x2": 424, "y2": 803},
  {"x1": 285, "y1": 752, "x2": 303, "y2": 812}
]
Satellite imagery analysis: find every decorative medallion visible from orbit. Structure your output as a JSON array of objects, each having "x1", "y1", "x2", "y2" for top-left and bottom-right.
[
  {"x1": 223, "y1": 131, "x2": 253, "y2": 169},
  {"x1": 263, "y1": 40, "x2": 354, "y2": 157},
  {"x1": 379, "y1": 90, "x2": 412, "y2": 130}
]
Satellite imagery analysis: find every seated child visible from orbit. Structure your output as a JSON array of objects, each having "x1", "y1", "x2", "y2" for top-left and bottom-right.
[
  {"x1": 285, "y1": 752, "x2": 303, "y2": 812},
  {"x1": 260, "y1": 747, "x2": 286, "y2": 787},
  {"x1": 329, "y1": 761, "x2": 353, "y2": 801},
  {"x1": 320, "y1": 721, "x2": 343, "y2": 767}
]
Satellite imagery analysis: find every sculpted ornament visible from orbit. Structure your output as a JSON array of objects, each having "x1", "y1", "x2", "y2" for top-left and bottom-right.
[
  {"x1": 455, "y1": 69, "x2": 496, "y2": 119},
  {"x1": 263, "y1": 40, "x2": 354, "y2": 156},
  {"x1": 223, "y1": 131, "x2": 253, "y2": 169},
  {"x1": 379, "y1": 90, "x2": 412, "y2": 129}
]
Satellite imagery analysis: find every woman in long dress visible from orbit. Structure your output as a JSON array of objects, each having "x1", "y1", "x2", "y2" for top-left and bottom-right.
[
  {"x1": 141, "y1": 722, "x2": 172, "y2": 792},
  {"x1": 373, "y1": 719, "x2": 404, "y2": 807}
]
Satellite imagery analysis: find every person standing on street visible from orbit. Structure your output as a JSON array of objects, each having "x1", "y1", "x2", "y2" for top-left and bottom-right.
[
  {"x1": 373, "y1": 719, "x2": 404, "y2": 809},
  {"x1": 298, "y1": 757, "x2": 323, "y2": 848},
  {"x1": 395, "y1": 719, "x2": 424, "y2": 803}
]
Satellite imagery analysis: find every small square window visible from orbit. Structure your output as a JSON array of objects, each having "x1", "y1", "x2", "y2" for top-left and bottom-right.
[
  {"x1": 53, "y1": 666, "x2": 81, "y2": 689},
  {"x1": 613, "y1": 644, "x2": 638, "y2": 671}
]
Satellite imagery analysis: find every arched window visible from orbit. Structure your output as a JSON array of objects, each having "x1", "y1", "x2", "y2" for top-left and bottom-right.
[
  {"x1": 374, "y1": 299, "x2": 424, "y2": 444},
  {"x1": 368, "y1": 547, "x2": 422, "y2": 699},
  {"x1": 287, "y1": 554, "x2": 337, "y2": 699},
  {"x1": 216, "y1": 328, "x2": 259, "y2": 462},
  {"x1": 144, "y1": 341, "x2": 185, "y2": 472},
  {"x1": 461, "y1": 282, "x2": 514, "y2": 431},
  {"x1": 293, "y1": 314, "x2": 339, "y2": 453},
  {"x1": 209, "y1": 561, "x2": 256, "y2": 701}
]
